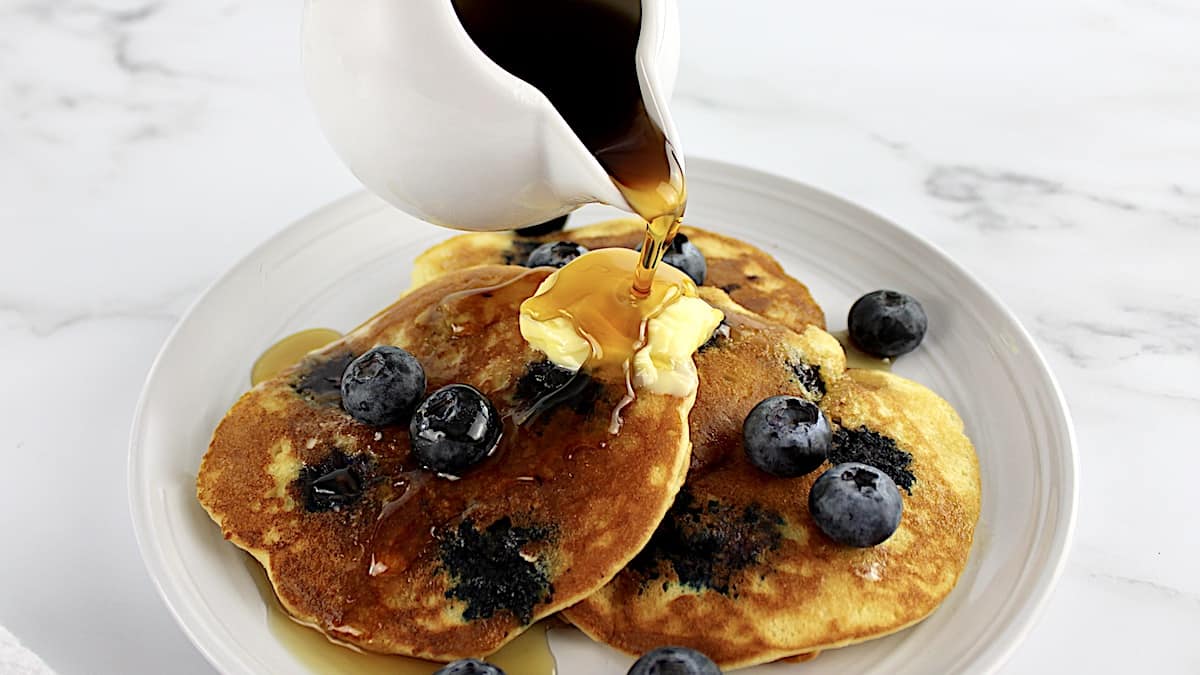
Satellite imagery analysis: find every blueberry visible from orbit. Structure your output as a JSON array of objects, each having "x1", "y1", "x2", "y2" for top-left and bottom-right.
[
  {"x1": 847, "y1": 290, "x2": 927, "y2": 358},
  {"x1": 515, "y1": 214, "x2": 569, "y2": 237},
  {"x1": 433, "y1": 659, "x2": 505, "y2": 675},
  {"x1": 410, "y1": 384, "x2": 502, "y2": 475},
  {"x1": 340, "y1": 346, "x2": 426, "y2": 426},
  {"x1": 742, "y1": 396, "x2": 831, "y2": 478},
  {"x1": 809, "y1": 462, "x2": 903, "y2": 547},
  {"x1": 525, "y1": 241, "x2": 588, "y2": 268},
  {"x1": 637, "y1": 233, "x2": 706, "y2": 285},
  {"x1": 627, "y1": 646, "x2": 721, "y2": 675}
]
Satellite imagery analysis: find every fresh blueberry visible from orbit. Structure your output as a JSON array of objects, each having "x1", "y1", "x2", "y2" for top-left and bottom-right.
[
  {"x1": 410, "y1": 384, "x2": 502, "y2": 475},
  {"x1": 627, "y1": 646, "x2": 722, "y2": 675},
  {"x1": 637, "y1": 233, "x2": 706, "y2": 285},
  {"x1": 847, "y1": 290, "x2": 927, "y2": 358},
  {"x1": 515, "y1": 214, "x2": 569, "y2": 237},
  {"x1": 433, "y1": 659, "x2": 505, "y2": 675},
  {"x1": 525, "y1": 241, "x2": 588, "y2": 268},
  {"x1": 340, "y1": 346, "x2": 426, "y2": 426},
  {"x1": 742, "y1": 396, "x2": 831, "y2": 478},
  {"x1": 809, "y1": 462, "x2": 903, "y2": 547}
]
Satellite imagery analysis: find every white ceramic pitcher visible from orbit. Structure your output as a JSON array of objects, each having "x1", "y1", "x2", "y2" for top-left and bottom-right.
[{"x1": 302, "y1": 0, "x2": 682, "y2": 231}]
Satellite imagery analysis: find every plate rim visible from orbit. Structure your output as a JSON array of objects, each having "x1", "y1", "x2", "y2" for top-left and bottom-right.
[{"x1": 128, "y1": 156, "x2": 1078, "y2": 674}]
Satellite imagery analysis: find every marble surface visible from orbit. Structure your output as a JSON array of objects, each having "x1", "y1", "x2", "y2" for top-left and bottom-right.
[{"x1": 1, "y1": 0, "x2": 1196, "y2": 673}]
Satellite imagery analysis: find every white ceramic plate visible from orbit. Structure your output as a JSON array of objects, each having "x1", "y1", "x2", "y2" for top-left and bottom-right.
[{"x1": 129, "y1": 159, "x2": 1077, "y2": 674}]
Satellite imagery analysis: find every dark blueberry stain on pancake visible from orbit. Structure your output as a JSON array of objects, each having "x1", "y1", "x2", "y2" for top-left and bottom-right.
[
  {"x1": 439, "y1": 517, "x2": 555, "y2": 624},
  {"x1": 293, "y1": 350, "x2": 357, "y2": 405},
  {"x1": 630, "y1": 490, "x2": 784, "y2": 596},
  {"x1": 789, "y1": 359, "x2": 825, "y2": 398},
  {"x1": 830, "y1": 426, "x2": 915, "y2": 494},
  {"x1": 512, "y1": 360, "x2": 602, "y2": 424},
  {"x1": 294, "y1": 449, "x2": 375, "y2": 512},
  {"x1": 698, "y1": 320, "x2": 731, "y2": 353}
]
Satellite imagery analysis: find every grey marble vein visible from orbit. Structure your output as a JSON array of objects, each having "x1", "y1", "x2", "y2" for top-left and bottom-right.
[
  {"x1": 1, "y1": 306, "x2": 180, "y2": 337},
  {"x1": 1089, "y1": 572, "x2": 1200, "y2": 609},
  {"x1": 923, "y1": 164, "x2": 1200, "y2": 232},
  {"x1": 0, "y1": 285, "x2": 199, "y2": 338},
  {"x1": 1033, "y1": 304, "x2": 1199, "y2": 366}
]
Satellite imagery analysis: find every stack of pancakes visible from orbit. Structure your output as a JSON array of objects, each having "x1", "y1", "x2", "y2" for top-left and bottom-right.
[{"x1": 198, "y1": 219, "x2": 980, "y2": 670}]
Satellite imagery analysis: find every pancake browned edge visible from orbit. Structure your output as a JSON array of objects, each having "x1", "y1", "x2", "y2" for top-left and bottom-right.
[
  {"x1": 563, "y1": 291, "x2": 982, "y2": 670},
  {"x1": 197, "y1": 265, "x2": 696, "y2": 661},
  {"x1": 413, "y1": 219, "x2": 826, "y2": 333}
]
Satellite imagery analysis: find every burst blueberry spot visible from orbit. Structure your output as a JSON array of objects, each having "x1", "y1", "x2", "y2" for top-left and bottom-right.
[
  {"x1": 512, "y1": 360, "x2": 601, "y2": 424},
  {"x1": 830, "y1": 426, "x2": 915, "y2": 493},
  {"x1": 294, "y1": 351, "x2": 357, "y2": 405},
  {"x1": 439, "y1": 517, "x2": 554, "y2": 624},
  {"x1": 698, "y1": 320, "x2": 730, "y2": 353},
  {"x1": 789, "y1": 360, "x2": 825, "y2": 397},
  {"x1": 631, "y1": 490, "x2": 783, "y2": 594},
  {"x1": 295, "y1": 449, "x2": 374, "y2": 513}
]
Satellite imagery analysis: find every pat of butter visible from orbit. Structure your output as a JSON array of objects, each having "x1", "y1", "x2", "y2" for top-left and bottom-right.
[
  {"x1": 519, "y1": 274, "x2": 723, "y2": 397},
  {"x1": 518, "y1": 314, "x2": 591, "y2": 371},
  {"x1": 631, "y1": 296, "x2": 724, "y2": 396}
]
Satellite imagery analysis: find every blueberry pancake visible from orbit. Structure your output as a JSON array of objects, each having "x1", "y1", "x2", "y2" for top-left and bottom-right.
[
  {"x1": 563, "y1": 299, "x2": 982, "y2": 669},
  {"x1": 412, "y1": 219, "x2": 826, "y2": 333},
  {"x1": 196, "y1": 265, "x2": 700, "y2": 661}
]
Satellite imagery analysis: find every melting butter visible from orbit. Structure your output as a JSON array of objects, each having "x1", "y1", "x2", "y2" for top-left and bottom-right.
[
  {"x1": 631, "y1": 295, "x2": 723, "y2": 396},
  {"x1": 519, "y1": 249, "x2": 722, "y2": 397}
]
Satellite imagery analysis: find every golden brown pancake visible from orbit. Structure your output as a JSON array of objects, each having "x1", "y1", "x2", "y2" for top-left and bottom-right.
[
  {"x1": 412, "y1": 219, "x2": 826, "y2": 333},
  {"x1": 563, "y1": 299, "x2": 981, "y2": 670},
  {"x1": 197, "y1": 265, "x2": 697, "y2": 661}
]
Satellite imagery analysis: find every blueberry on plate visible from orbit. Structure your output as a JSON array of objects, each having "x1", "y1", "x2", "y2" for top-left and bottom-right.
[
  {"x1": 433, "y1": 659, "x2": 505, "y2": 675},
  {"x1": 525, "y1": 241, "x2": 588, "y2": 268},
  {"x1": 515, "y1": 214, "x2": 569, "y2": 237},
  {"x1": 627, "y1": 646, "x2": 722, "y2": 675},
  {"x1": 410, "y1": 384, "x2": 502, "y2": 475},
  {"x1": 809, "y1": 462, "x2": 903, "y2": 547},
  {"x1": 847, "y1": 290, "x2": 927, "y2": 358},
  {"x1": 637, "y1": 233, "x2": 706, "y2": 285},
  {"x1": 742, "y1": 396, "x2": 831, "y2": 478},
  {"x1": 340, "y1": 346, "x2": 426, "y2": 426}
]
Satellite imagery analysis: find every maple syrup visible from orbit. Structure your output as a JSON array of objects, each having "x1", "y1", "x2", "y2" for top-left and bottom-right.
[
  {"x1": 242, "y1": 555, "x2": 558, "y2": 674},
  {"x1": 521, "y1": 249, "x2": 694, "y2": 371},
  {"x1": 451, "y1": 0, "x2": 687, "y2": 294},
  {"x1": 251, "y1": 328, "x2": 343, "y2": 385}
]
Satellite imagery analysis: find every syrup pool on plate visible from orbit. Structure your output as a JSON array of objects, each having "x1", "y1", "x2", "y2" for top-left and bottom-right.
[
  {"x1": 832, "y1": 330, "x2": 894, "y2": 372},
  {"x1": 251, "y1": 328, "x2": 343, "y2": 385}
]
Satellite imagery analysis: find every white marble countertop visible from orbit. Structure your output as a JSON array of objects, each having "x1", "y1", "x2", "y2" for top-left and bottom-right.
[{"x1": 2, "y1": 1, "x2": 1196, "y2": 673}]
